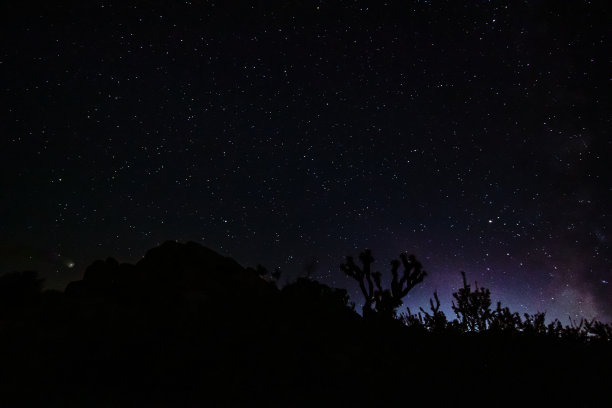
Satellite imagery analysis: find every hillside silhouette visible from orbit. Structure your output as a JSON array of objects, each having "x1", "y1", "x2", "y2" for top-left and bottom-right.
[{"x1": 0, "y1": 241, "x2": 610, "y2": 407}]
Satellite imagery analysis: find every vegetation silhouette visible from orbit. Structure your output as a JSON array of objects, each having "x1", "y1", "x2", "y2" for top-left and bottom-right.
[
  {"x1": 340, "y1": 249, "x2": 426, "y2": 319},
  {"x1": 0, "y1": 241, "x2": 610, "y2": 407}
]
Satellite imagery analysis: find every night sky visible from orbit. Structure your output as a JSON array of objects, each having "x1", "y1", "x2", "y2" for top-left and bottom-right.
[{"x1": 2, "y1": 1, "x2": 610, "y2": 323}]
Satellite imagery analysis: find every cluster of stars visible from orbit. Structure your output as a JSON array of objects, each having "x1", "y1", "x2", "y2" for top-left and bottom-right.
[{"x1": 1, "y1": 1, "x2": 609, "y2": 323}]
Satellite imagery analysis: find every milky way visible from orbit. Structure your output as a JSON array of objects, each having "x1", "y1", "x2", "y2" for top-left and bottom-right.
[{"x1": 1, "y1": 1, "x2": 610, "y2": 323}]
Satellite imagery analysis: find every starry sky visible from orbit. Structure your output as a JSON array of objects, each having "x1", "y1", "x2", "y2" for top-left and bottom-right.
[{"x1": 1, "y1": 1, "x2": 610, "y2": 323}]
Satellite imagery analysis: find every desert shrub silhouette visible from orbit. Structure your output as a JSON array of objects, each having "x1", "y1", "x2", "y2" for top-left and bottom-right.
[
  {"x1": 585, "y1": 318, "x2": 612, "y2": 341},
  {"x1": 451, "y1": 270, "x2": 493, "y2": 332},
  {"x1": 487, "y1": 301, "x2": 521, "y2": 333},
  {"x1": 411, "y1": 290, "x2": 448, "y2": 333}
]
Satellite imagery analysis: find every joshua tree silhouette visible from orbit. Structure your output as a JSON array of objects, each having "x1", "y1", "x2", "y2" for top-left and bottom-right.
[{"x1": 340, "y1": 249, "x2": 426, "y2": 319}]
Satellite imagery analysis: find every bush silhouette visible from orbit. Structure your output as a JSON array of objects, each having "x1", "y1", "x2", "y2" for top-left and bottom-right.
[
  {"x1": 452, "y1": 271, "x2": 493, "y2": 332},
  {"x1": 585, "y1": 319, "x2": 612, "y2": 342},
  {"x1": 488, "y1": 302, "x2": 521, "y2": 333},
  {"x1": 418, "y1": 291, "x2": 448, "y2": 332}
]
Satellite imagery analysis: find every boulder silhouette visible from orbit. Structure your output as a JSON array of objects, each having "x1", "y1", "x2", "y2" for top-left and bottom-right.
[
  {"x1": 135, "y1": 240, "x2": 276, "y2": 297},
  {"x1": 65, "y1": 257, "x2": 120, "y2": 298},
  {"x1": 65, "y1": 241, "x2": 277, "y2": 305}
]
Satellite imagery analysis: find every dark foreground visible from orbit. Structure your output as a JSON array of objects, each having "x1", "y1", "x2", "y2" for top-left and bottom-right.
[{"x1": 1, "y1": 241, "x2": 610, "y2": 407}]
